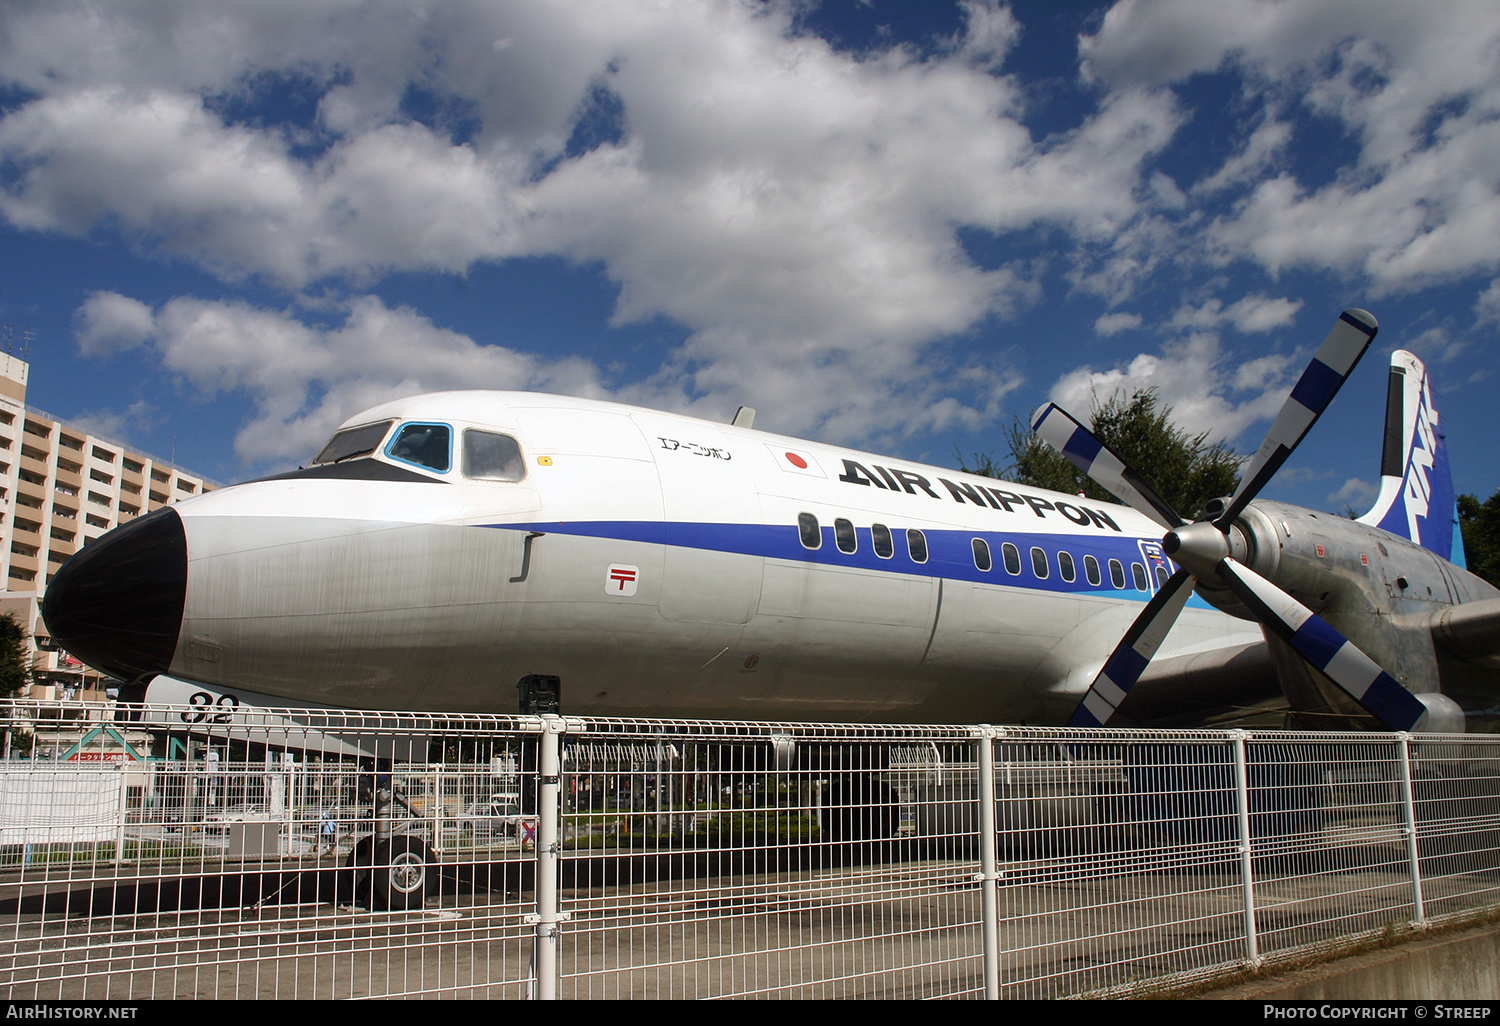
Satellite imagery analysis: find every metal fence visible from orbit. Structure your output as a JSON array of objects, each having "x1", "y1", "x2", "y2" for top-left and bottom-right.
[{"x1": 0, "y1": 702, "x2": 1497, "y2": 999}]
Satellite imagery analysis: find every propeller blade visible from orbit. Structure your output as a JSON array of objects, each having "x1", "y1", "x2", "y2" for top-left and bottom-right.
[
  {"x1": 1213, "y1": 557, "x2": 1429, "y2": 731},
  {"x1": 1032, "y1": 403, "x2": 1185, "y2": 531},
  {"x1": 1068, "y1": 568, "x2": 1195, "y2": 727},
  {"x1": 1217, "y1": 308, "x2": 1378, "y2": 528}
]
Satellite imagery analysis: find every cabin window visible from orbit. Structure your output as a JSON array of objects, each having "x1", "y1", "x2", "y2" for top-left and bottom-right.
[
  {"x1": 906, "y1": 528, "x2": 928, "y2": 564},
  {"x1": 387, "y1": 423, "x2": 451, "y2": 473},
  {"x1": 1002, "y1": 542, "x2": 1021, "y2": 575},
  {"x1": 835, "y1": 517, "x2": 857, "y2": 554},
  {"x1": 314, "y1": 421, "x2": 394, "y2": 465},
  {"x1": 871, "y1": 523, "x2": 894, "y2": 559},
  {"x1": 463, "y1": 430, "x2": 525, "y2": 481},
  {"x1": 1109, "y1": 558, "x2": 1126, "y2": 589},
  {"x1": 1155, "y1": 565, "x2": 1171, "y2": 589},
  {"x1": 1132, "y1": 562, "x2": 1149, "y2": 591},
  {"x1": 1030, "y1": 546, "x2": 1049, "y2": 579},
  {"x1": 1058, "y1": 550, "x2": 1076, "y2": 583},
  {"x1": 972, "y1": 538, "x2": 991, "y2": 572},
  {"x1": 798, "y1": 513, "x2": 821, "y2": 549},
  {"x1": 1084, "y1": 554, "x2": 1102, "y2": 586}
]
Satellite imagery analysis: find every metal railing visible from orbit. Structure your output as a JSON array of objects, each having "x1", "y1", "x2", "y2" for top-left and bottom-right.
[{"x1": 0, "y1": 702, "x2": 1496, "y2": 999}]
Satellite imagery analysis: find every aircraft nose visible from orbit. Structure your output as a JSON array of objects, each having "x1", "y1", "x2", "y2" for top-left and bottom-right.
[{"x1": 43, "y1": 506, "x2": 188, "y2": 683}]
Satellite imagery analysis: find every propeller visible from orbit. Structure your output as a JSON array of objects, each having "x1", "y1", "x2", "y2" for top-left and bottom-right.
[{"x1": 1033, "y1": 308, "x2": 1446, "y2": 732}]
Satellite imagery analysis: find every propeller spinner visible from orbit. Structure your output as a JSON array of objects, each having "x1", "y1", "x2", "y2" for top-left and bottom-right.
[{"x1": 1034, "y1": 309, "x2": 1459, "y2": 733}]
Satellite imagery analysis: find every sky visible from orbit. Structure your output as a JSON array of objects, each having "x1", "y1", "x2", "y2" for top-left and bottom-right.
[{"x1": 0, "y1": 0, "x2": 1496, "y2": 515}]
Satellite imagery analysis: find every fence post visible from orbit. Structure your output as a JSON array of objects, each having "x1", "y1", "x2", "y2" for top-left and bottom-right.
[
  {"x1": 975, "y1": 725, "x2": 1000, "y2": 1000},
  {"x1": 1230, "y1": 729, "x2": 1260, "y2": 969},
  {"x1": 531, "y1": 715, "x2": 566, "y2": 1000},
  {"x1": 1395, "y1": 732, "x2": 1426, "y2": 928},
  {"x1": 115, "y1": 764, "x2": 129, "y2": 864}
]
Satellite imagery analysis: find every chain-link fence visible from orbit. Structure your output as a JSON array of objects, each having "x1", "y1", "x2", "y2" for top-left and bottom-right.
[{"x1": 0, "y1": 702, "x2": 1496, "y2": 999}]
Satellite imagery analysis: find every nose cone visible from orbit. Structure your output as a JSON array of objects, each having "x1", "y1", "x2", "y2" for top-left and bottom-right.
[{"x1": 43, "y1": 507, "x2": 187, "y2": 682}]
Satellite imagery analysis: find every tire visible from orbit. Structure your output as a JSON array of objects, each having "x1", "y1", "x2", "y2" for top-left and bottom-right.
[{"x1": 372, "y1": 836, "x2": 431, "y2": 910}]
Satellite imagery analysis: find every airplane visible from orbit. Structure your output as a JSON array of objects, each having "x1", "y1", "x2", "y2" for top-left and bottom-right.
[{"x1": 38, "y1": 310, "x2": 1500, "y2": 734}]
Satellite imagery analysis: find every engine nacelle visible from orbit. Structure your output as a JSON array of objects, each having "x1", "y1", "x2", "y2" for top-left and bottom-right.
[
  {"x1": 1180, "y1": 501, "x2": 1283, "y2": 622},
  {"x1": 1191, "y1": 499, "x2": 1468, "y2": 730}
]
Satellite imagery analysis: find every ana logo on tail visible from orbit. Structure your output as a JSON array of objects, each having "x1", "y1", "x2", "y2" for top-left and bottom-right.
[{"x1": 1358, "y1": 350, "x2": 1459, "y2": 562}]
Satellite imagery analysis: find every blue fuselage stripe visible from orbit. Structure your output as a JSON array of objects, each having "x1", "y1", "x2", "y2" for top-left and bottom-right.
[{"x1": 483, "y1": 519, "x2": 1215, "y2": 607}]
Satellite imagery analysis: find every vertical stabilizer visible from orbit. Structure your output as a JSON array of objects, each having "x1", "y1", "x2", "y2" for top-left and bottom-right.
[{"x1": 1356, "y1": 350, "x2": 1462, "y2": 564}]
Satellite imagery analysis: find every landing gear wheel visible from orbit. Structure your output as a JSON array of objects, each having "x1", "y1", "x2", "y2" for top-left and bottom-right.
[{"x1": 372, "y1": 836, "x2": 432, "y2": 910}]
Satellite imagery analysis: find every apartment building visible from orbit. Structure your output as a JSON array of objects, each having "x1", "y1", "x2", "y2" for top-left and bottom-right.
[{"x1": 0, "y1": 351, "x2": 218, "y2": 690}]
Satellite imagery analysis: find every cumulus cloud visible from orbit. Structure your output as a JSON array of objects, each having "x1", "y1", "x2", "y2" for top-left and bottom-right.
[
  {"x1": 1191, "y1": 119, "x2": 1293, "y2": 196},
  {"x1": 1171, "y1": 294, "x2": 1303, "y2": 334},
  {"x1": 1046, "y1": 331, "x2": 1292, "y2": 445},
  {"x1": 1094, "y1": 312, "x2": 1142, "y2": 336},
  {"x1": 1400, "y1": 325, "x2": 1468, "y2": 366},
  {"x1": 1083, "y1": 0, "x2": 1500, "y2": 292},
  {"x1": 9, "y1": 1, "x2": 1499, "y2": 463},
  {"x1": 65, "y1": 400, "x2": 160, "y2": 448},
  {"x1": 1475, "y1": 280, "x2": 1500, "y2": 325},
  {"x1": 75, "y1": 291, "x2": 156, "y2": 356},
  {"x1": 2, "y1": 0, "x2": 1187, "y2": 446},
  {"x1": 1329, "y1": 476, "x2": 1377, "y2": 511},
  {"x1": 76, "y1": 292, "x2": 607, "y2": 464}
]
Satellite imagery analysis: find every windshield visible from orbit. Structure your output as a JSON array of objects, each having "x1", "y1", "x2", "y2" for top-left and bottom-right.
[
  {"x1": 387, "y1": 422, "x2": 452, "y2": 473},
  {"x1": 312, "y1": 421, "x2": 393, "y2": 465}
]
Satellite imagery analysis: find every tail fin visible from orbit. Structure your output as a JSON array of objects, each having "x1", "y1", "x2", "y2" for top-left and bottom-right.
[{"x1": 1356, "y1": 350, "x2": 1464, "y2": 564}]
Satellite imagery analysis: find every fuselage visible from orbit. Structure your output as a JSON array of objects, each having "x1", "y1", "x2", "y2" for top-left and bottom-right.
[{"x1": 46, "y1": 391, "x2": 1269, "y2": 723}]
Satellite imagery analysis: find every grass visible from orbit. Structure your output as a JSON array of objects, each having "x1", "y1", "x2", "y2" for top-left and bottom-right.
[{"x1": 0, "y1": 838, "x2": 217, "y2": 867}]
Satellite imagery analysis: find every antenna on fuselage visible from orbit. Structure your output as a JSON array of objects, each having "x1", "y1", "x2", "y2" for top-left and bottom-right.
[{"x1": 731, "y1": 406, "x2": 756, "y2": 429}]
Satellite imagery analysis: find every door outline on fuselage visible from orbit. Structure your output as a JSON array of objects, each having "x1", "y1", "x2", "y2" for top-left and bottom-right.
[{"x1": 1137, "y1": 539, "x2": 1170, "y2": 595}]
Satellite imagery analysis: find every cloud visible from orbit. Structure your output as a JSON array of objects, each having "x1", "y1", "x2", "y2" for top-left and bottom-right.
[
  {"x1": 1171, "y1": 294, "x2": 1303, "y2": 334},
  {"x1": 1085, "y1": 0, "x2": 1500, "y2": 293},
  {"x1": 1046, "y1": 331, "x2": 1291, "y2": 445},
  {"x1": 1094, "y1": 312, "x2": 1142, "y2": 336},
  {"x1": 75, "y1": 291, "x2": 156, "y2": 356},
  {"x1": 1476, "y1": 279, "x2": 1500, "y2": 325},
  {"x1": 1400, "y1": 325, "x2": 1468, "y2": 366},
  {"x1": 0, "y1": 1, "x2": 1189, "y2": 444},
  {"x1": 950, "y1": 0, "x2": 1022, "y2": 71},
  {"x1": 1191, "y1": 119, "x2": 1293, "y2": 196},
  {"x1": 11, "y1": 1, "x2": 1497, "y2": 464},
  {"x1": 1328, "y1": 476, "x2": 1377, "y2": 511},
  {"x1": 64, "y1": 400, "x2": 160, "y2": 449},
  {"x1": 91, "y1": 292, "x2": 607, "y2": 465}
]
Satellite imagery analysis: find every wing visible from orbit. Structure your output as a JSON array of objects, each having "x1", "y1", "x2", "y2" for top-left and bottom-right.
[
  {"x1": 1431, "y1": 598, "x2": 1500, "y2": 667},
  {"x1": 1116, "y1": 639, "x2": 1282, "y2": 727}
]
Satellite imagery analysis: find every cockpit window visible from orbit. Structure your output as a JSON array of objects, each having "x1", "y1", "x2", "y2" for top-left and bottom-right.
[
  {"x1": 386, "y1": 423, "x2": 451, "y2": 473},
  {"x1": 463, "y1": 430, "x2": 525, "y2": 481},
  {"x1": 312, "y1": 421, "x2": 393, "y2": 465}
]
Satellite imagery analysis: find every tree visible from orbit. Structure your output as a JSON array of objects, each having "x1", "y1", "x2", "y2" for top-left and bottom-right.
[
  {"x1": 0, "y1": 613, "x2": 28, "y2": 698},
  {"x1": 0, "y1": 613, "x2": 31, "y2": 759},
  {"x1": 1458, "y1": 490, "x2": 1500, "y2": 588},
  {"x1": 958, "y1": 389, "x2": 1242, "y2": 520}
]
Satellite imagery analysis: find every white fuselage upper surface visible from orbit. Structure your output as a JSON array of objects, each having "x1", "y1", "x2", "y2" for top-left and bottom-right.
[{"x1": 161, "y1": 391, "x2": 1259, "y2": 722}]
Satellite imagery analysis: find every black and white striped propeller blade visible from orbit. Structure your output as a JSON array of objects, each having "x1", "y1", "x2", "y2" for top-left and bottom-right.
[
  {"x1": 1031, "y1": 403, "x2": 1184, "y2": 531},
  {"x1": 1212, "y1": 558, "x2": 1429, "y2": 731},
  {"x1": 1215, "y1": 308, "x2": 1377, "y2": 528},
  {"x1": 1068, "y1": 568, "x2": 1195, "y2": 727}
]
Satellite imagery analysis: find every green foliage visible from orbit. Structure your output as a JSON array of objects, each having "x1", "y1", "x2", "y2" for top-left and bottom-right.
[
  {"x1": 1458, "y1": 490, "x2": 1500, "y2": 587},
  {"x1": 960, "y1": 389, "x2": 1242, "y2": 520},
  {"x1": 0, "y1": 613, "x2": 29, "y2": 698}
]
